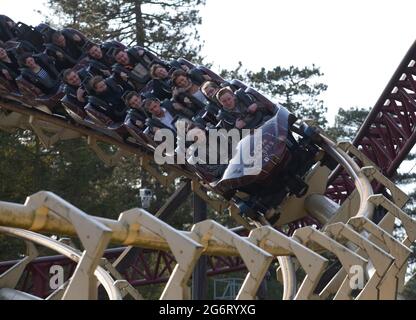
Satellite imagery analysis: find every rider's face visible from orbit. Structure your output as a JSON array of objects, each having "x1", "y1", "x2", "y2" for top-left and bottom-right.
[
  {"x1": 128, "y1": 95, "x2": 142, "y2": 109},
  {"x1": 24, "y1": 57, "x2": 37, "y2": 69},
  {"x1": 55, "y1": 35, "x2": 66, "y2": 47},
  {"x1": 66, "y1": 71, "x2": 81, "y2": 86},
  {"x1": 175, "y1": 75, "x2": 189, "y2": 88},
  {"x1": 0, "y1": 48, "x2": 8, "y2": 60},
  {"x1": 204, "y1": 86, "x2": 218, "y2": 99},
  {"x1": 155, "y1": 67, "x2": 168, "y2": 79},
  {"x1": 115, "y1": 51, "x2": 130, "y2": 65},
  {"x1": 148, "y1": 101, "x2": 162, "y2": 117},
  {"x1": 89, "y1": 46, "x2": 103, "y2": 59},
  {"x1": 219, "y1": 92, "x2": 236, "y2": 109},
  {"x1": 94, "y1": 80, "x2": 107, "y2": 93}
]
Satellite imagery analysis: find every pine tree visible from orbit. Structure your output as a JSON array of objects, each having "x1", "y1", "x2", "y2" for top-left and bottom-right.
[{"x1": 326, "y1": 107, "x2": 370, "y2": 140}]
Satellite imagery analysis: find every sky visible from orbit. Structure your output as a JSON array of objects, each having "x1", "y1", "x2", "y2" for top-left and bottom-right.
[{"x1": 3, "y1": 0, "x2": 416, "y2": 124}]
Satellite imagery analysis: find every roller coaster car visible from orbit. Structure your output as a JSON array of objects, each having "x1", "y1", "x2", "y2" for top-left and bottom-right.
[
  {"x1": 123, "y1": 119, "x2": 157, "y2": 149},
  {"x1": 226, "y1": 79, "x2": 248, "y2": 91},
  {"x1": 176, "y1": 58, "x2": 196, "y2": 70},
  {"x1": 0, "y1": 75, "x2": 18, "y2": 95},
  {"x1": 34, "y1": 23, "x2": 57, "y2": 43},
  {"x1": 60, "y1": 95, "x2": 88, "y2": 123},
  {"x1": 12, "y1": 22, "x2": 45, "y2": 52},
  {"x1": 195, "y1": 65, "x2": 225, "y2": 85},
  {"x1": 0, "y1": 15, "x2": 17, "y2": 42},
  {"x1": 61, "y1": 28, "x2": 89, "y2": 47},
  {"x1": 60, "y1": 95, "x2": 122, "y2": 138},
  {"x1": 112, "y1": 64, "x2": 151, "y2": 88},
  {"x1": 244, "y1": 87, "x2": 277, "y2": 115},
  {"x1": 84, "y1": 96, "x2": 129, "y2": 140},
  {"x1": 102, "y1": 40, "x2": 127, "y2": 53},
  {"x1": 14, "y1": 77, "x2": 64, "y2": 114},
  {"x1": 200, "y1": 107, "x2": 324, "y2": 225}
]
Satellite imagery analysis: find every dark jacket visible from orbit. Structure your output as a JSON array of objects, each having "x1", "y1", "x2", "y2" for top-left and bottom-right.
[
  {"x1": 125, "y1": 108, "x2": 147, "y2": 130},
  {"x1": 91, "y1": 79, "x2": 127, "y2": 121},
  {"x1": 218, "y1": 90, "x2": 269, "y2": 130},
  {"x1": 0, "y1": 15, "x2": 16, "y2": 42}
]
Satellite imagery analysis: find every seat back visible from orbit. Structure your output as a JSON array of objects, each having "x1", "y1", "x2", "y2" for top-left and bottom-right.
[
  {"x1": 196, "y1": 66, "x2": 225, "y2": 84},
  {"x1": 245, "y1": 87, "x2": 277, "y2": 114},
  {"x1": 15, "y1": 74, "x2": 43, "y2": 97},
  {"x1": 84, "y1": 101, "x2": 114, "y2": 127},
  {"x1": 14, "y1": 22, "x2": 45, "y2": 52},
  {"x1": 0, "y1": 15, "x2": 17, "y2": 41},
  {"x1": 34, "y1": 23, "x2": 57, "y2": 43},
  {"x1": 61, "y1": 94, "x2": 87, "y2": 122}
]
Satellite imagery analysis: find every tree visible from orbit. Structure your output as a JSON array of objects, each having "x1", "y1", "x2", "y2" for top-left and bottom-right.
[
  {"x1": 45, "y1": 0, "x2": 206, "y2": 60},
  {"x1": 221, "y1": 63, "x2": 329, "y2": 126},
  {"x1": 326, "y1": 107, "x2": 370, "y2": 140}
]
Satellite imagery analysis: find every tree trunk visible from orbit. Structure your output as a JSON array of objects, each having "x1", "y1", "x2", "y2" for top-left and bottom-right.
[{"x1": 134, "y1": 0, "x2": 146, "y2": 46}]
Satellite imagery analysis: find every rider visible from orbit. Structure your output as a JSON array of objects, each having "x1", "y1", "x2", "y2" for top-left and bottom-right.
[
  {"x1": 62, "y1": 68, "x2": 87, "y2": 106},
  {"x1": 123, "y1": 91, "x2": 147, "y2": 131},
  {"x1": 216, "y1": 87, "x2": 269, "y2": 130},
  {"x1": 0, "y1": 42, "x2": 19, "y2": 84},
  {"x1": 88, "y1": 75, "x2": 127, "y2": 122},
  {"x1": 112, "y1": 46, "x2": 160, "y2": 90},
  {"x1": 84, "y1": 42, "x2": 113, "y2": 76},
  {"x1": 46, "y1": 31, "x2": 84, "y2": 71},
  {"x1": 17, "y1": 52, "x2": 61, "y2": 95},
  {"x1": 149, "y1": 63, "x2": 173, "y2": 100},
  {"x1": 143, "y1": 97, "x2": 177, "y2": 132},
  {"x1": 0, "y1": 15, "x2": 16, "y2": 42}
]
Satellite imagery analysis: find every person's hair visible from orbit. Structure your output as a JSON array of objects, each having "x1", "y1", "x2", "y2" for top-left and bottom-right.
[
  {"x1": 17, "y1": 52, "x2": 33, "y2": 67},
  {"x1": 51, "y1": 31, "x2": 63, "y2": 44},
  {"x1": 62, "y1": 68, "x2": 75, "y2": 82},
  {"x1": 216, "y1": 87, "x2": 234, "y2": 102},
  {"x1": 84, "y1": 41, "x2": 99, "y2": 53},
  {"x1": 143, "y1": 97, "x2": 160, "y2": 110},
  {"x1": 0, "y1": 41, "x2": 6, "y2": 49},
  {"x1": 89, "y1": 75, "x2": 104, "y2": 90},
  {"x1": 112, "y1": 48, "x2": 124, "y2": 58},
  {"x1": 150, "y1": 63, "x2": 165, "y2": 79},
  {"x1": 171, "y1": 69, "x2": 188, "y2": 86},
  {"x1": 123, "y1": 91, "x2": 140, "y2": 106},
  {"x1": 201, "y1": 81, "x2": 219, "y2": 94}
]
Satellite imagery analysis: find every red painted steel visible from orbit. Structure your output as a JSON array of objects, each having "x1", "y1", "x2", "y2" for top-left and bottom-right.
[
  {"x1": 0, "y1": 248, "x2": 244, "y2": 298},
  {"x1": 326, "y1": 41, "x2": 416, "y2": 203}
]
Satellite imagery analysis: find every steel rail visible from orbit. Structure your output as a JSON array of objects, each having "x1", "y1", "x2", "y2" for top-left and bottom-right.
[
  {"x1": 278, "y1": 134, "x2": 375, "y2": 299},
  {"x1": 0, "y1": 226, "x2": 122, "y2": 300}
]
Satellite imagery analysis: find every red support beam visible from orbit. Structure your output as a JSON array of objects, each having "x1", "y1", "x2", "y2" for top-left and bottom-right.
[{"x1": 326, "y1": 40, "x2": 416, "y2": 202}]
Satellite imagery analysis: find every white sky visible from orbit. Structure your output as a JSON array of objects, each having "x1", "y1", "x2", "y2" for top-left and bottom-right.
[{"x1": 3, "y1": 0, "x2": 416, "y2": 124}]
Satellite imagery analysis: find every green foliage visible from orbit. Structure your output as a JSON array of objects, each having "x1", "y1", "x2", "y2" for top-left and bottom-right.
[
  {"x1": 45, "y1": 0, "x2": 206, "y2": 60},
  {"x1": 326, "y1": 107, "x2": 370, "y2": 141},
  {"x1": 221, "y1": 63, "x2": 328, "y2": 127},
  {"x1": 402, "y1": 273, "x2": 416, "y2": 300}
]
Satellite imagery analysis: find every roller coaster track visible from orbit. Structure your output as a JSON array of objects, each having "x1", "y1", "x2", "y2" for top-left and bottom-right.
[
  {"x1": 1, "y1": 40, "x2": 416, "y2": 299},
  {"x1": 0, "y1": 134, "x2": 415, "y2": 299}
]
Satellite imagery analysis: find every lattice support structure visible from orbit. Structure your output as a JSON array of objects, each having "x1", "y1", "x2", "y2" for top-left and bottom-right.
[
  {"x1": 0, "y1": 175, "x2": 415, "y2": 300},
  {"x1": 326, "y1": 41, "x2": 416, "y2": 203}
]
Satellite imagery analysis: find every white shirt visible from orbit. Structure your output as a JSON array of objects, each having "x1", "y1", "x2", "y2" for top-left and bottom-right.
[{"x1": 155, "y1": 108, "x2": 175, "y2": 130}]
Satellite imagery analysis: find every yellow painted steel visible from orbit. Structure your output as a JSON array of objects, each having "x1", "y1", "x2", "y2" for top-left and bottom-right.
[{"x1": 0, "y1": 200, "x2": 292, "y2": 257}]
